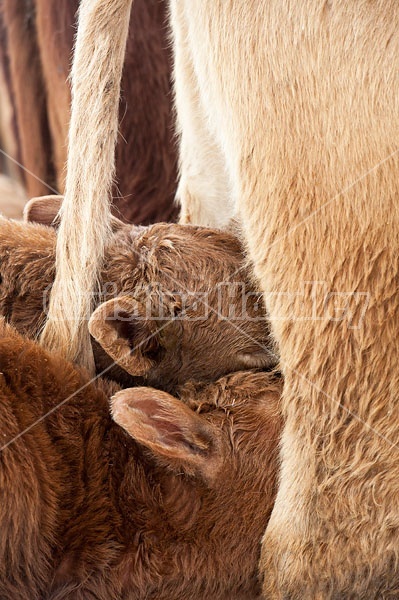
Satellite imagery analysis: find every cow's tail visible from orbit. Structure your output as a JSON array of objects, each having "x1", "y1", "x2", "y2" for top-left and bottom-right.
[{"x1": 40, "y1": 0, "x2": 134, "y2": 372}]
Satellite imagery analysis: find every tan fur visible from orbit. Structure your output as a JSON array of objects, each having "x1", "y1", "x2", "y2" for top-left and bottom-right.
[
  {"x1": 169, "y1": 2, "x2": 399, "y2": 597},
  {"x1": 40, "y1": 0, "x2": 134, "y2": 371}
]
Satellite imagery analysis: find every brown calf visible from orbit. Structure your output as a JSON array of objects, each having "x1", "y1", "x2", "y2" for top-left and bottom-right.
[
  {"x1": 0, "y1": 318, "x2": 281, "y2": 599},
  {"x1": 0, "y1": 217, "x2": 277, "y2": 388}
]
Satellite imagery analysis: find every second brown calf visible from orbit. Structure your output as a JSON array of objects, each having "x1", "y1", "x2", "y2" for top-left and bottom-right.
[{"x1": 0, "y1": 319, "x2": 281, "y2": 599}]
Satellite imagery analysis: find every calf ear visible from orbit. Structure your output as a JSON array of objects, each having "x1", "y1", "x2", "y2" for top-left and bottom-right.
[
  {"x1": 24, "y1": 195, "x2": 124, "y2": 231},
  {"x1": 23, "y1": 195, "x2": 63, "y2": 227},
  {"x1": 111, "y1": 387, "x2": 222, "y2": 480},
  {"x1": 88, "y1": 296, "x2": 161, "y2": 376}
]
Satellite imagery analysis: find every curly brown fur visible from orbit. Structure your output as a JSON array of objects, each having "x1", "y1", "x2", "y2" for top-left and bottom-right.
[
  {"x1": 0, "y1": 217, "x2": 277, "y2": 391},
  {"x1": 0, "y1": 319, "x2": 281, "y2": 599}
]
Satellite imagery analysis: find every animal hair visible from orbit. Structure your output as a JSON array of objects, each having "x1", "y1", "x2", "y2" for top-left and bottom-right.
[
  {"x1": 170, "y1": 2, "x2": 399, "y2": 597},
  {"x1": 0, "y1": 318, "x2": 281, "y2": 599},
  {"x1": 40, "y1": 0, "x2": 134, "y2": 371},
  {"x1": 0, "y1": 0, "x2": 178, "y2": 221}
]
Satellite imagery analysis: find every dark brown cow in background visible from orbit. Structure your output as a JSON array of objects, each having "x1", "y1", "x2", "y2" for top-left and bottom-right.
[{"x1": 0, "y1": 0, "x2": 178, "y2": 224}]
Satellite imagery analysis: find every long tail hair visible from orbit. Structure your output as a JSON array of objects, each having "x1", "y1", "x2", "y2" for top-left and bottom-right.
[{"x1": 40, "y1": 0, "x2": 134, "y2": 372}]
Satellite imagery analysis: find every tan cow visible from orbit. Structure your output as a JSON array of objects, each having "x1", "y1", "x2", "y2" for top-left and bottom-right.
[
  {"x1": 35, "y1": 1, "x2": 399, "y2": 595},
  {"x1": 170, "y1": 2, "x2": 399, "y2": 597}
]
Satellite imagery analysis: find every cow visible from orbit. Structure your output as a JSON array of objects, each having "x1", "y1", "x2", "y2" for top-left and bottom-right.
[
  {"x1": 0, "y1": 215, "x2": 277, "y2": 388},
  {"x1": 37, "y1": 0, "x2": 399, "y2": 596},
  {"x1": 0, "y1": 0, "x2": 177, "y2": 224}
]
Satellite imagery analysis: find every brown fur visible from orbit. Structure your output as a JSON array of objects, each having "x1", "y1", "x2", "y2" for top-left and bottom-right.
[
  {"x1": 0, "y1": 173, "x2": 26, "y2": 218},
  {"x1": 0, "y1": 0, "x2": 177, "y2": 223},
  {"x1": 1, "y1": 0, "x2": 55, "y2": 196},
  {"x1": 0, "y1": 216, "x2": 277, "y2": 388},
  {"x1": 0, "y1": 318, "x2": 282, "y2": 599}
]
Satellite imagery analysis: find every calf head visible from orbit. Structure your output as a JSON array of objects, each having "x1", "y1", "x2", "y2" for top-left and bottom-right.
[
  {"x1": 109, "y1": 371, "x2": 282, "y2": 597},
  {"x1": 90, "y1": 221, "x2": 277, "y2": 391},
  {"x1": 0, "y1": 318, "x2": 281, "y2": 598},
  {"x1": 0, "y1": 214, "x2": 277, "y2": 391}
]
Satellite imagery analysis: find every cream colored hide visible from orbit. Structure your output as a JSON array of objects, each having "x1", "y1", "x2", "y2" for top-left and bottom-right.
[
  {"x1": 171, "y1": 2, "x2": 399, "y2": 598},
  {"x1": 40, "y1": 0, "x2": 134, "y2": 371}
]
